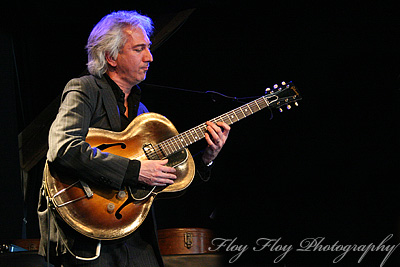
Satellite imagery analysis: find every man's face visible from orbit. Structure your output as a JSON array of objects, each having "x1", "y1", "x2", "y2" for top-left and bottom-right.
[{"x1": 113, "y1": 26, "x2": 153, "y2": 86}]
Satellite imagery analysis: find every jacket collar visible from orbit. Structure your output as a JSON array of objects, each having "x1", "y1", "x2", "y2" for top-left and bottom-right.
[{"x1": 94, "y1": 75, "x2": 121, "y2": 132}]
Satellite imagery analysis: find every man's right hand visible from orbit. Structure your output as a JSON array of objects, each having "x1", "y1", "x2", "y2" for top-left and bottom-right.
[{"x1": 138, "y1": 159, "x2": 177, "y2": 186}]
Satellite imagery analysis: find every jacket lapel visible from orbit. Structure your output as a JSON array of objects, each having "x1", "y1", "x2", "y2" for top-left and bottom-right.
[{"x1": 95, "y1": 76, "x2": 121, "y2": 132}]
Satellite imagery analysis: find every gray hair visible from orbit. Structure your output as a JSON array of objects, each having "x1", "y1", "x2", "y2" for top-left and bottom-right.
[{"x1": 86, "y1": 11, "x2": 154, "y2": 77}]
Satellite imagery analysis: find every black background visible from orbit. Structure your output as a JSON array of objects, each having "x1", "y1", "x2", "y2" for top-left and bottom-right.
[{"x1": 1, "y1": 0, "x2": 399, "y2": 265}]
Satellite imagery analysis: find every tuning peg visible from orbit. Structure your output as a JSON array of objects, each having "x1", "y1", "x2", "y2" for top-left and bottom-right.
[
  {"x1": 294, "y1": 102, "x2": 299, "y2": 106},
  {"x1": 279, "y1": 108, "x2": 283, "y2": 112},
  {"x1": 265, "y1": 87, "x2": 271, "y2": 93},
  {"x1": 273, "y1": 84, "x2": 278, "y2": 89},
  {"x1": 287, "y1": 104, "x2": 291, "y2": 110},
  {"x1": 281, "y1": 81, "x2": 286, "y2": 86}
]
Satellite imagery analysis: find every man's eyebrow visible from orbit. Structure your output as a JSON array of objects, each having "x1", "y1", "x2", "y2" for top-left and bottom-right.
[{"x1": 133, "y1": 42, "x2": 152, "y2": 48}]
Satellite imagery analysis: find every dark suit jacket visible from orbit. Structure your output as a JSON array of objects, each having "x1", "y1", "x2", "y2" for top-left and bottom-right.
[
  {"x1": 38, "y1": 74, "x2": 163, "y2": 266},
  {"x1": 47, "y1": 74, "x2": 148, "y2": 189}
]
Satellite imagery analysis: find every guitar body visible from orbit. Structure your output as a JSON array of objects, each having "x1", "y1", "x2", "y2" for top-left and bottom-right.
[{"x1": 45, "y1": 113, "x2": 195, "y2": 240}]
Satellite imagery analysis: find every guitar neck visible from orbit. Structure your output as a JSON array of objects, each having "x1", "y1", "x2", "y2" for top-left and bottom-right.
[{"x1": 157, "y1": 94, "x2": 273, "y2": 157}]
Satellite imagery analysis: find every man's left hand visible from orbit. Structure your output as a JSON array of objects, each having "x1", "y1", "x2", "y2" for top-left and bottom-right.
[{"x1": 202, "y1": 121, "x2": 230, "y2": 165}]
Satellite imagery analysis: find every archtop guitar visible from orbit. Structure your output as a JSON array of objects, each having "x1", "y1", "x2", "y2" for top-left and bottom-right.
[{"x1": 44, "y1": 81, "x2": 301, "y2": 240}]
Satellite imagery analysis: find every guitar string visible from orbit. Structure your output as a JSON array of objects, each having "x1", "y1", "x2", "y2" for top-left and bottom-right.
[
  {"x1": 149, "y1": 105, "x2": 255, "y2": 158},
  {"x1": 150, "y1": 97, "x2": 272, "y2": 159},
  {"x1": 144, "y1": 95, "x2": 274, "y2": 159},
  {"x1": 128, "y1": 84, "x2": 296, "y2": 162},
  {"x1": 135, "y1": 83, "x2": 298, "y2": 160}
]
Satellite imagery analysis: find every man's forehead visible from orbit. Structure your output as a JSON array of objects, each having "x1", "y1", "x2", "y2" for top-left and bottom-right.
[{"x1": 124, "y1": 26, "x2": 150, "y2": 44}]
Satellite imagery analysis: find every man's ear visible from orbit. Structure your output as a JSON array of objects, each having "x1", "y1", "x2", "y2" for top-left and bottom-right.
[{"x1": 105, "y1": 52, "x2": 117, "y2": 67}]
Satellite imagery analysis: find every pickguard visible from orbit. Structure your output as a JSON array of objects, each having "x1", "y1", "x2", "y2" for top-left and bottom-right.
[{"x1": 130, "y1": 148, "x2": 188, "y2": 200}]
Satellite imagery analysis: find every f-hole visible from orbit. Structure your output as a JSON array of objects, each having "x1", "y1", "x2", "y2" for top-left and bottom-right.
[
  {"x1": 115, "y1": 192, "x2": 133, "y2": 220},
  {"x1": 96, "y1": 143, "x2": 126, "y2": 151}
]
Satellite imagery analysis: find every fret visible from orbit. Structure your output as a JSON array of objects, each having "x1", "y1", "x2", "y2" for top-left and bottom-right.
[
  {"x1": 260, "y1": 96, "x2": 269, "y2": 107},
  {"x1": 235, "y1": 108, "x2": 245, "y2": 120},
  {"x1": 201, "y1": 124, "x2": 207, "y2": 133},
  {"x1": 231, "y1": 111, "x2": 239, "y2": 123},
  {"x1": 226, "y1": 113, "x2": 234, "y2": 124},
  {"x1": 171, "y1": 138, "x2": 178, "y2": 152},
  {"x1": 166, "y1": 139, "x2": 175, "y2": 154},
  {"x1": 157, "y1": 144, "x2": 166, "y2": 158},
  {"x1": 182, "y1": 131, "x2": 190, "y2": 145},
  {"x1": 191, "y1": 130, "x2": 197, "y2": 143},
  {"x1": 175, "y1": 136, "x2": 184, "y2": 150},
  {"x1": 179, "y1": 137, "x2": 185, "y2": 150},
  {"x1": 161, "y1": 141, "x2": 170, "y2": 156},
  {"x1": 238, "y1": 107, "x2": 246, "y2": 119},
  {"x1": 182, "y1": 131, "x2": 191, "y2": 146},
  {"x1": 251, "y1": 101, "x2": 260, "y2": 112},
  {"x1": 184, "y1": 131, "x2": 192, "y2": 145},
  {"x1": 189, "y1": 129, "x2": 198, "y2": 143},
  {"x1": 168, "y1": 141, "x2": 175, "y2": 153},
  {"x1": 158, "y1": 143, "x2": 165, "y2": 156},
  {"x1": 194, "y1": 127, "x2": 202, "y2": 140},
  {"x1": 201, "y1": 124, "x2": 207, "y2": 135},
  {"x1": 212, "y1": 115, "x2": 222, "y2": 124},
  {"x1": 243, "y1": 104, "x2": 253, "y2": 116},
  {"x1": 222, "y1": 114, "x2": 231, "y2": 125},
  {"x1": 200, "y1": 124, "x2": 207, "y2": 135},
  {"x1": 194, "y1": 128, "x2": 201, "y2": 140},
  {"x1": 180, "y1": 134, "x2": 188, "y2": 147},
  {"x1": 259, "y1": 98, "x2": 265, "y2": 107},
  {"x1": 257, "y1": 100, "x2": 263, "y2": 109},
  {"x1": 162, "y1": 142, "x2": 171, "y2": 156},
  {"x1": 172, "y1": 137, "x2": 179, "y2": 151},
  {"x1": 178, "y1": 135, "x2": 184, "y2": 147},
  {"x1": 247, "y1": 102, "x2": 254, "y2": 113}
]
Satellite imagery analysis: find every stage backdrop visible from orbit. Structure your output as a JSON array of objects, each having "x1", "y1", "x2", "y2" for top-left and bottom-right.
[{"x1": 2, "y1": 1, "x2": 399, "y2": 265}]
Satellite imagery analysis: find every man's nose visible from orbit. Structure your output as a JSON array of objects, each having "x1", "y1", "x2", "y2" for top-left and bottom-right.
[{"x1": 144, "y1": 48, "x2": 153, "y2": 63}]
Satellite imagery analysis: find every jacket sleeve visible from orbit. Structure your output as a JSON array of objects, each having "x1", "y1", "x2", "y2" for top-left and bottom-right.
[
  {"x1": 192, "y1": 151, "x2": 213, "y2": 183},
  {"x1": 47, "y1": 77, "x2": 129, "y2": 190}
]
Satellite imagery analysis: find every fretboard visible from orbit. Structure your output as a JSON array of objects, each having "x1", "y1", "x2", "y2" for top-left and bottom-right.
[{"x1": 157, "y1": 94, "x2": 273, "y2": 157}]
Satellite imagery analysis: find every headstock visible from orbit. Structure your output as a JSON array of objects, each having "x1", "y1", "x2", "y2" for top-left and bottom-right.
[{"x1": 264, "y1": 81, "x2": 301, "y2": 112}]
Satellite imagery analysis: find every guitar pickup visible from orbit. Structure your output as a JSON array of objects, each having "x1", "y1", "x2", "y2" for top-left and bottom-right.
[{"x1": 143, "y1": 143, "x2": 162, "y2": 160}]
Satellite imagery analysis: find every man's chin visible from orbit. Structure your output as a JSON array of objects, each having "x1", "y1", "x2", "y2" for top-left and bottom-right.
[{"x1": 135, "y1": 75, "x2": 147, "y2": 85}]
